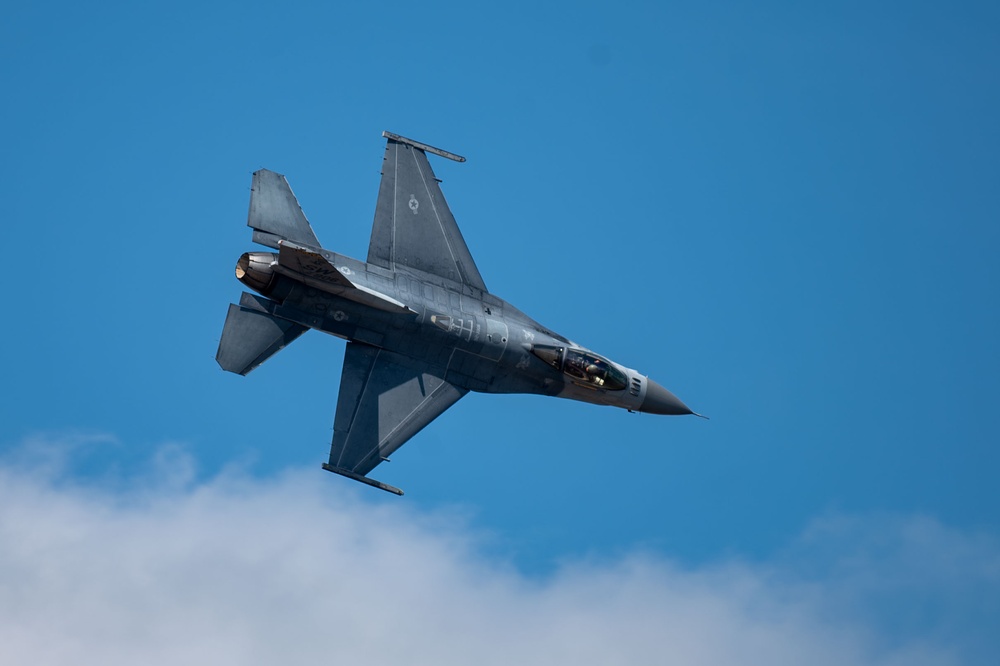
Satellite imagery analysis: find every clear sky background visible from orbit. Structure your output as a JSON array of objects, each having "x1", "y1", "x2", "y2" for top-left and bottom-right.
[{"x1": 2, "y1": 1, "x2": 999, "y2": 664}]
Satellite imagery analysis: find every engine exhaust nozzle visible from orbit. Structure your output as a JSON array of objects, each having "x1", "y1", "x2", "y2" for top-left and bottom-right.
[{"x1": 235, "y1": 252, "x2": 278, "y2": 295}]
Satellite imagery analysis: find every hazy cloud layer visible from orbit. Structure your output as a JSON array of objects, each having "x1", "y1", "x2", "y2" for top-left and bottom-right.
[{"x1": 1, "y1": 437, "x2": 996, "y2": 666}]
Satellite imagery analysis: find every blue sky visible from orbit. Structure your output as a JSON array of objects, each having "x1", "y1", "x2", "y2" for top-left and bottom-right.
[{"x1": 2, "y1": 1, "x2": 999, "y2": 663}]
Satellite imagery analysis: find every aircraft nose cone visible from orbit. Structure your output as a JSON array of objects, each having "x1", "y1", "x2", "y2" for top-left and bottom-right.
[{"x1": 640, "y1": 379, "x2": 694, "y2": 415}]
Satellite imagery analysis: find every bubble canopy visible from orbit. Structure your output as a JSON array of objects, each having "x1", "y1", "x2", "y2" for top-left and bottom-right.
[{"x1": 530, "y1": 345, "x2": 628, "y2": 390}]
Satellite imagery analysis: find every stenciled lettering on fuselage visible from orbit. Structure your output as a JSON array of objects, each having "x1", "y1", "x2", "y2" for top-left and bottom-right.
[{"x1": 429, "y1": 312, "x2": 475, "y2": 341}]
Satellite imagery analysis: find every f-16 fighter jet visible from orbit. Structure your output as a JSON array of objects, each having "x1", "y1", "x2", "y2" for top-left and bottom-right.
[{"x1": 217, "y1": 131, "x2": 699, "y2": 495}]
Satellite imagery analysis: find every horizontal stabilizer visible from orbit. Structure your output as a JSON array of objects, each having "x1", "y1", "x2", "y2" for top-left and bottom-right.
[
  {"x1": 216, "y1": 297, "x2": 307, "y2": 375},
  {"x1": 247, "y1": 170, "x2": 321, "y2": 249}
]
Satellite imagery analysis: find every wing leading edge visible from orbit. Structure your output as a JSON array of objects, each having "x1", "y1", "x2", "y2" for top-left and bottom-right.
[
  {"x1": 367, "y1": 133, "x2": 488, "y2": 292},
  {"x1": 325, "y1": 342, "x2": 467, "y2": 494}
]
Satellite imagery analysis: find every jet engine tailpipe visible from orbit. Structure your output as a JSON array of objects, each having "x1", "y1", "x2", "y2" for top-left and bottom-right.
[{"x1": 235, "y1": 252, "x2": 278, "y2": 295}]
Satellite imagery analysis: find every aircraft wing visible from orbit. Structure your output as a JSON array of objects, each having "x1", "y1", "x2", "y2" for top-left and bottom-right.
[
  {"x1": 367, "y1": 133, "x2": 488, "y2": 292},
  {"x1": 324, "y1": 342, "x2": 467, "y2": 494}
]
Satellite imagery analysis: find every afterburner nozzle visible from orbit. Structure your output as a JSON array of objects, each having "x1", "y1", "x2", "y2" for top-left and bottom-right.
[{"x1": 235, "y1": 252, "x2": 278, "y2": 295}]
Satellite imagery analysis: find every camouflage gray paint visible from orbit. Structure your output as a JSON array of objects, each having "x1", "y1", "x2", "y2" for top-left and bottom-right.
[{"x1": 217, "y1": 132, "x2": 697, "y2": 495}]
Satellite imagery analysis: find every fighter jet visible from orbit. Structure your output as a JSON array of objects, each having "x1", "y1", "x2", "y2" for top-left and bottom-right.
[{"x1": 217, "y1": 131, "x2": 698, "y2": 495}]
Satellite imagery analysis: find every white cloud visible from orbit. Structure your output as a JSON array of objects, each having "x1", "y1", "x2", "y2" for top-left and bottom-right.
[{"x1": 0, "y1": 437, "x2": 995, "y2": 666}]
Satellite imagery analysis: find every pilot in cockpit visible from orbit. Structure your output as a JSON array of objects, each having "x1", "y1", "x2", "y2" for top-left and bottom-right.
[{"x1": 564, "y1": 353, "x2": 588, "y2": 380}]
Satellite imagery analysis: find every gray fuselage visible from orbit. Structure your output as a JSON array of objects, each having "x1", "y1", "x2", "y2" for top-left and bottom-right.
[{"x1": 237, "y1": 246, "x2": 691, "y2": 416}]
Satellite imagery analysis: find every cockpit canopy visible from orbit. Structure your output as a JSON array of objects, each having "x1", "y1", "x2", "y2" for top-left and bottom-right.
[{"x1": 530, "y1": 345, "x2": 628, "y2": 390}]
